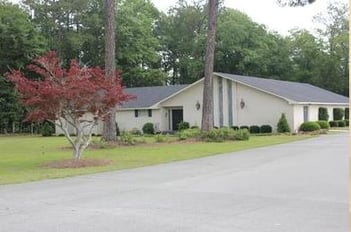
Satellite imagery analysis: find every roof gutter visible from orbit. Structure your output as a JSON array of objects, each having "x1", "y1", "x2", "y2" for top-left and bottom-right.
[
  {"x1": 117, "y1": 107, "x2": 161, "y2": 111},
  {"x1": 290, "y1": 102, "x2": 349, "y2": 106}
]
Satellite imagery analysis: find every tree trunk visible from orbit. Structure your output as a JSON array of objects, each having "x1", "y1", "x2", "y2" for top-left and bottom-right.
[
  {"x1": 201, "y1": 0, "x2": 218, "y2": 131},
  {"x1": 73, "y1": 145, "x2": 82, "y2": 160},
  {"x1": 102, "y1": 0, "x2": 117, "y2": 141}
]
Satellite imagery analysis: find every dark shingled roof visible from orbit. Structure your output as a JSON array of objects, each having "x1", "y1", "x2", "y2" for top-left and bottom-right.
[
  {"x1": 216, "y1": 73, "x2": 349, "y2": 104},
  {"x1": 121, "y1": 85, "x2": 189, "y2": 108},
  {"x1": 120, "y1": 74, "x2": 348, "y2": 109}
]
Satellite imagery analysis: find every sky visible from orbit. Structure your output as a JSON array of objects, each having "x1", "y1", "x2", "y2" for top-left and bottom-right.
[{"x1": 150, "y1": 0, "x2": 348, "y2": 35}]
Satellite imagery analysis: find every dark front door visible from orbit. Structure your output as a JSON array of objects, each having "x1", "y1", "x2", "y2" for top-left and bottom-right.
[{"x1": 172, "y1": 109, "x2": 183, "y2": 131}]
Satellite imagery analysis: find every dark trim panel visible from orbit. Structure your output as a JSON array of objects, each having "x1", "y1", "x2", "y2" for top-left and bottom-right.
[
  {"x1": 218, "y1": 77, "x2": 223, "y2": 127},
  {"x1": 227, "y1": 79, "x2": 233, "y2": 126}
]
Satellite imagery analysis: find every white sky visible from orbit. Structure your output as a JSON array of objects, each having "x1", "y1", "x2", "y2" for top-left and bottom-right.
[{"x1": 151, "y1": 0, "x2": 348, "y2": 35}]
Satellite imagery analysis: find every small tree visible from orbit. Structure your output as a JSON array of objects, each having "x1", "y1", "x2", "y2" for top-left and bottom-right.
[
  {"x1": 277, "y1": 113, "x2": 291, "y2": 133},
  {"x1": 41, "y1": 121, "x2": 54, "y2": 136},
  {"x1": 318, "y1": 107, "x2": 329, "y2": 121},
  {"x1": 6, "y1": 51, "x2": 132, "y2": 160}
]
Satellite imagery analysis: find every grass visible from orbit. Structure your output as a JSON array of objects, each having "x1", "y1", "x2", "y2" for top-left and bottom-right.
[{"x1": 0, "y1": 134, "x2": 314, "y2": 185}]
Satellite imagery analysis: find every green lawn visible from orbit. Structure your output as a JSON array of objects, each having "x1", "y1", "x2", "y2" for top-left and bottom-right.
[{"x1": 0, "y1": 134, "x2": 314, "y2": 185}]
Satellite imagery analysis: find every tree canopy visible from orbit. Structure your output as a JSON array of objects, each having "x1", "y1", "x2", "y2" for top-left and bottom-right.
[
  {"x1": 6, "y1": 51, "x2": 132, "y2": 158},
  {"x1": 0, "y1": 1, "x2": 47, "y2": 133},
  {"x1": 0, "y1": 0, "x2": 349, "y2": 134}
]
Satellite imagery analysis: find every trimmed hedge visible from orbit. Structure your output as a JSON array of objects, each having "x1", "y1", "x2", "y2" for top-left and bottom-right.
[
  {"x1": 249, "y1": 125, "x2": 260, "y2": 134},
  {"x1": 239, "y1": 125, "x2": 249, "y2": 130},
  {"x1": 142, "y1": 122, "x2": 154, "y2": 134},
  {"x1": 299, "y1": 122, "x2": 321, "y2": 132},
  {"x1": 333, "y1": 108, "x2": 344, "y2": 120},
  {"x1": 337, "y1": 120, "x2": 346, "y2": 127},
  {"x1": 316, "y1": 120, "x2": 329, "y2": 129},
  {"x1": 277, "y1": 113, "x2": 291, "y2": 133},
  {"x1": 329, "y1": 121, "x2": 338, "y2": 127},
  {"x1": 231, "y1": 126, "x2": 239, "y2": 130},
  {"x1": 260, "y1": 125, "x2": 272, "y2": 133},
  {"x1": 318, "y1": 107, "x2": 329, "y2": 121}
]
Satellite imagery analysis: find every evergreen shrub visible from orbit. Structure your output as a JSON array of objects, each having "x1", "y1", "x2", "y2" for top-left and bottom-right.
[
  {"x1": 142, "y1": 122, "x2": 154, "y2": 134},
  {"x1": 177, "y1": 121, "x2": 190, "y2": 131},
  {"x1": 337, "y1": 120, "x2": 346, "y2": 127},
  {"x1": 41, "y1": 121, "x2": 54, "y2": 136},
  {"x1": 329, "y1": 121, "x2": 338, "y2": 127},
  {"x1": 277, "y1": 113, "x2": 291, "y2": 133},
  {"x1": 260, "y1": 125, "x2": 272, "y2": 133},
  {"x1": 239, "y1": 125, "x2": 249, "y2": 130},
  {"x1": 249, "y1": 125, "x2": 260, "y2": 134},
  {"x1": 316, "y1": 120, "x2": 329, "y2": 129},
  {"x1": 299, "y1": 122, "x2": 321, "y2": 132}
]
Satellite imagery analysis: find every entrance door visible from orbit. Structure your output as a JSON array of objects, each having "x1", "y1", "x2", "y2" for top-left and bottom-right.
[{"x1": 171, "y1": 109, "x2": 183, "y2": 131}]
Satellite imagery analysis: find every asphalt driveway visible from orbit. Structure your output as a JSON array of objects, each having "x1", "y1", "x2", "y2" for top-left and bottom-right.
[{"x1": 0, "y1": 133, "x2": 348, "y2": 232}]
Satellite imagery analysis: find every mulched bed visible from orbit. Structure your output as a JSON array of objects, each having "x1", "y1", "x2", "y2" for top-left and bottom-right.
[{"x1": 44, "y1": 158, "x2": 112, "y2": 169}]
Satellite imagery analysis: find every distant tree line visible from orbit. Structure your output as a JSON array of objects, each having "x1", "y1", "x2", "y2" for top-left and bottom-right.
[{"x1": 0, "y1": 0, "x2": 348, "y2": 133}]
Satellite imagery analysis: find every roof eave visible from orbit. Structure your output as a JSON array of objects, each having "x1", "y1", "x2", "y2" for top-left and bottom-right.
[
  {"x1": 117, "y1": 106, "x2": 161, "y2": 111},
  {"x1": 292, "y1": 102, "x2": 349, "y2": 105}
]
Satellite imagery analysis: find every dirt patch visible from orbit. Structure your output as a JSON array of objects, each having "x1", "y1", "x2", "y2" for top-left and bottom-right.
[{"x1": 44, "y1": 158, "x2": 112, "y2": 169}]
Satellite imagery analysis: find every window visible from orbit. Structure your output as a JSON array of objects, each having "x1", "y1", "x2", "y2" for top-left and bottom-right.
[
  {"x1": 134, "y1": 110, "x2": 138, "y2": 118},
  {"x1": 303, "y1": 106, "x2": 309, "y2": 122},
  {"x1": 148, "y1": 109, "x2": 152, "y2": 117}
]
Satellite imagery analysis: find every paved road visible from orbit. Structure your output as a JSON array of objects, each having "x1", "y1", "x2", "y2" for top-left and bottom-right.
[{"x1": 0, "y1": 133, "x2": 348, "y2": 232}]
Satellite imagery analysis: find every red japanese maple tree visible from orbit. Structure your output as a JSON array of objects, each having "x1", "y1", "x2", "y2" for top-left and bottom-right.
[{"x1": 6, "y1": 51, "x2": 132, "y2": 159}]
